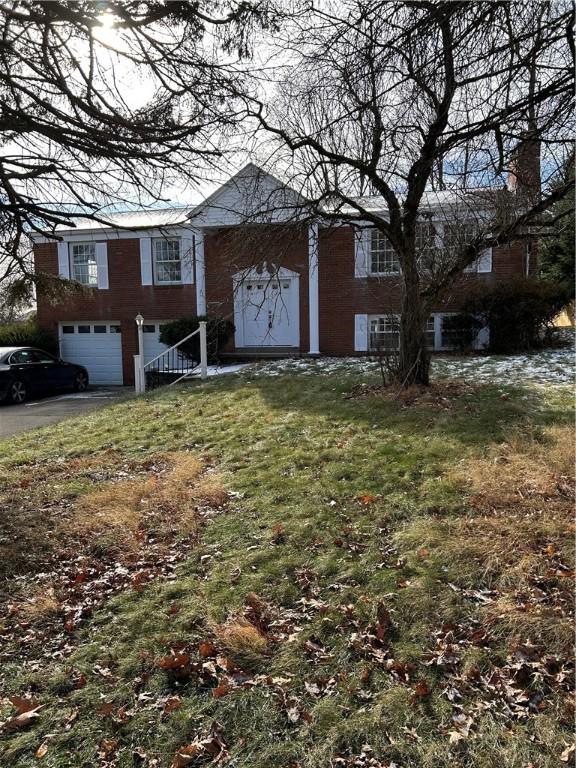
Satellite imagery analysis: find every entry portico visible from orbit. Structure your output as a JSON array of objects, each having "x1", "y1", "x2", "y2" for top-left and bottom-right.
[{"x1": 187, "y1": 163, "x2": 320, "y2": 356}]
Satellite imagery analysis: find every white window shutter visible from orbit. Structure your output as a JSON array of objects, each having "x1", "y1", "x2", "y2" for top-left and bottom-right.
[
  {"x1": 354, "y1": 314, "x2": 368, "y2": 352},
  {"x1": 354, "y1": 229, "x2": 370, "y2": 277},
  {"x1": 181, "y1": 237, "x2": 193, "y2": 284},
  {"x1": 140, "y1": 237, "x2": 153, "y2": 285},
  {"x1": 477, "y1": 248, "x2": 492, "y2": 273},
  {"x1": 57, "y1": 242, "x2": 70, "y2": 279},
  {"x1": 95, "y1": 242, "x2": 109, "y2": 289}
]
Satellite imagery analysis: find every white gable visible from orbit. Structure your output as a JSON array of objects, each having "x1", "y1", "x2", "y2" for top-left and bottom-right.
[{"x1": 187, "y1": 164, "x2": 309, "y2": 227}]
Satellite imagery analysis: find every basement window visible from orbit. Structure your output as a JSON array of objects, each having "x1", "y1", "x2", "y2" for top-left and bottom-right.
[{"x1": 369, "y1": 315, "x2": 400, "y2": 351}]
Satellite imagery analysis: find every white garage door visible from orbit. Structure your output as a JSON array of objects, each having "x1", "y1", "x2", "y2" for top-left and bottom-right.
[
  {"x1": 143, "y1": 322, "x2": 172, "y2": 364},
  {"x1": 59, "y1": 322, "x2": 123, "y2": 385}
]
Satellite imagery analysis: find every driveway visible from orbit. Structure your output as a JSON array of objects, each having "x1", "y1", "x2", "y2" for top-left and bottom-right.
[{"x1": 0, "y1": 387, "x2": 129, "y2": 439}]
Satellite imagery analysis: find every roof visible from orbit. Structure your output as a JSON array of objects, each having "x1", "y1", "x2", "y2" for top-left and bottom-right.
[
  {"x1": 332, "y1": 188, "x2": 496, "y2": 217},
  {"x1": 33, "y1": 166, "x2": 498, "y2": 238},
  {"x1": 52, "y1": 206, "x2": 195, "y2": 236}
]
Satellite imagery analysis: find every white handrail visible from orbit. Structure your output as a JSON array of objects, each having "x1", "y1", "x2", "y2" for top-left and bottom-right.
[
  {"x1": 139, "y1": 321, "x2": 207, "y2": 392},
  {"x1": 143, "y1": 325, "x2": 201, "y2": 370}
]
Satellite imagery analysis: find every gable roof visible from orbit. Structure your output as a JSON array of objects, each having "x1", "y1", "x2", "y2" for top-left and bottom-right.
[{"x1": 186, "y1": 163, "x2": 310, "y2": 227}]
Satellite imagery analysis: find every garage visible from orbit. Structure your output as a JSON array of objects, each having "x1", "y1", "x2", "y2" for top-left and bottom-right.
[
  {"x1": 59, "y1": 322, "x2": 123, "y2": 385},
  {"x1": 143, "y1": 321, "x2": 172, "y2": 364}
]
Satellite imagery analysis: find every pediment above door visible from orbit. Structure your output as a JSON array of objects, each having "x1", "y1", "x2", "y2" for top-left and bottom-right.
[{"x1": 232, "y1": 263, "x2": 300, "y2": 284}]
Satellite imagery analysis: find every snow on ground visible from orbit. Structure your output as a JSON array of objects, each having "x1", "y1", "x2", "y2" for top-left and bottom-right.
[{"x1": 240, "y1": 347, "x2": 574, "y2": 387}]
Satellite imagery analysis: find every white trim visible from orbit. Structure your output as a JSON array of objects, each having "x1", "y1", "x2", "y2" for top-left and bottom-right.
[
  {"x1": 308, "y1": 223, "x2": 320, "y2": 354},
  {"x1": 33, "y1": 225, "x2": 195, "y2": 244},
  {"x1": 152, "y1": 236, "x2": 184, "y2": 285},
  {"x1": 194, "y1": 233, "x2": 206, "y2": 314}
]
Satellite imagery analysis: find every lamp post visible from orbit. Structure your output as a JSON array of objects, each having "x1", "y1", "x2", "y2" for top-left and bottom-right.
[{"x1": 134, "y1": 314, "x2": 145, "y2": 393}]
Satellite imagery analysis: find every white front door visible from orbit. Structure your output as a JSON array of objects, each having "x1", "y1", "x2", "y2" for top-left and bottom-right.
[{"x1": 240, "y1": 276, "x2": 299, "y2": 347}]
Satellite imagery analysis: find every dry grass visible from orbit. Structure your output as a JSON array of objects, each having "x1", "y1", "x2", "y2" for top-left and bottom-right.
[
  {"x1": 454, "y1": 424, "x2": 574, "y2": 508},
  {"x1": 2, "y1": 451, "x2": 228, "y2": 629},
  {"x1": 13, "y1": 587, "x2": 60, "y2": 623},
  {"x1": 71, "y1": 452, "x2": 221, "y2": 546},
  {"x1": 400, "y1": 424, "x2": 574, "y2": 653},
  {"x1": 213, "y1": 617, "x2": 269, "y2": 669}
]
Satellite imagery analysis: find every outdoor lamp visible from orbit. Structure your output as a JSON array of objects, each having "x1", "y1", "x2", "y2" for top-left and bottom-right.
[{"x1": 135, "y1": 313, "x2": 144, "y2": 327}]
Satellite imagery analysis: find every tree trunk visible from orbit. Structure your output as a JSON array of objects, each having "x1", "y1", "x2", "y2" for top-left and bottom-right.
[{"x1": 397, "y1": 259, "x2": 431, "y2": 387}]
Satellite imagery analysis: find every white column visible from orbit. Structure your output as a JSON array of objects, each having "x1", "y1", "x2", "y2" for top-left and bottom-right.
[
  {"x1": 199, "y1": 320, "x2": 208, "y2": 380},
  {"x1": 194, "y1": 231, "x2": 206, "y2": 315},
  {"x1": 308, "y1": 223, "x2": 320, "y2": 355}
]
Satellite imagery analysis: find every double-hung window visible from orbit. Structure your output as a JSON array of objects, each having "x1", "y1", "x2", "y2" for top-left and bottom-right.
[
  {"x1": 70, "y1": 243, "x2": 98, "y2": 286},
  {"x1": 443, "y1": 221, "x2": 484, "y2": 272},
  {"x1": 369, "y1": 315, "x2": 400, "y2": 351},
  {"x1": 153, "y1": 238, "x2": 182, "y2": 284},
  {"x1": 415, "y1": 222, "x2": 436, "y2": 267},
  {"x1": 370, "y1": 230, "x2": 400, "y2": 275}
]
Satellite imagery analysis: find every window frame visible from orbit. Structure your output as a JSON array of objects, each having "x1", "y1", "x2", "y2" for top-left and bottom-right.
[
  {"x1": 369, "y1": 230, "x2": 401, "y2": 276},
  {"x1": 69, "y1": 242, "x2": 98, "y2": 286},
  {"x1": 368, "y1": 314, "x2": 401, "y2": 352},
  {"x1": 152, "y1": 237, "x2": 183, "y2": 285}
]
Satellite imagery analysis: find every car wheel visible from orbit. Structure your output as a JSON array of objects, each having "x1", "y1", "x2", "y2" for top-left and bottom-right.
[
  {"x1": 73, "y1": 371, "x2": 89, "y2": 392},
  {"x1": 8, "y1": 379, "x2": 27, "y2": 404}
]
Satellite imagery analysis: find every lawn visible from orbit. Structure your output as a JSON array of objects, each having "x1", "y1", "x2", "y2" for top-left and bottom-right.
[{"x1": 0, "y1": 361, "x2": 573, "y2": 767}]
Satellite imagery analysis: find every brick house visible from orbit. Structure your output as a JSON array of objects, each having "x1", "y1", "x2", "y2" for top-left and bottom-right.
[{"x1": 31, "y1": 163, "x2": 537, "y2": 385}]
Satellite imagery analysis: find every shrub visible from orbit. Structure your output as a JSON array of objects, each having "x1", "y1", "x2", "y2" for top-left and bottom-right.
[
  {"x1": 159, "y1": 316, "x2": 235, "y2": 364},
  {"x1": 0, "y1": 320, "x2": 58, "y2": 355},
  {"x1": 461, "y1": 278, "x2": 570, "y2": 353}
]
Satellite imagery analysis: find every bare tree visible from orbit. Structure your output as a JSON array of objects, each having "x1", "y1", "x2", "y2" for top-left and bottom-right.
[
  {"x1": 0, "y1": 0, "x2": 270, "y2": 304},
  {"x1": 250, "y1": 0, "x2": 574, "y2": 386}
]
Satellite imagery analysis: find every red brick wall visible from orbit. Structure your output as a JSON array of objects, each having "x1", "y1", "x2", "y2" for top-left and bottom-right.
[
  {"x1": 34, "y1": 238, "x2": 196, "y2": 384},
  {"x1": 34, "y1": 223, "x2": 535, "y2": 377},
  {"x1": 203, "y1": 224, "x2": 310, "y2": 353},
  {"x1": 317, "y1": 226, "x2": 534, "y2": 355}
]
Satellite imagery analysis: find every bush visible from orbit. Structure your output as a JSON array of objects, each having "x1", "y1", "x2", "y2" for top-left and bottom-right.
[
  {"x1": 461, "y1": 278, "x2": 570, "y2": 353},
  {"x1": 159, "y1": 316, "x2": 235, "y2": 364},
  {"x1": 0, "y1": 320, "x2": 59, "y2": 355}
]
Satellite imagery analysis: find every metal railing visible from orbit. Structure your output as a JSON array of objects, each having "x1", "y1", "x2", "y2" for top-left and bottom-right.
[{"x1": 133, "y1": 321, "x2": 207, "y2": 393}]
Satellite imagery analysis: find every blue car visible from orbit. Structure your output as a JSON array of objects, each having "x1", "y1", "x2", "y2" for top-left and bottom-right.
[{"x1": 0, "y1": 347, "x2": 89, "y2": 404}]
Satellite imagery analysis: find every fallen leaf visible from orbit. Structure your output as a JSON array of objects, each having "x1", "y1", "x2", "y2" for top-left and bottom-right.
[
  {"x1": 163, "y1": 696, "x2": 182, "y2": 716},
  {"x1": 1, "y1": 706, "x2": 43, "y2": 733},
  {"x1": 35, "y1": 743, "x2": 48, "y2": 759},
  {"x1": 98, "y1": 738, "x2": 118, "y2": 760},
  {"x1": 212, "y1": 684, "x2": 230, "y2": 698},
  {"x1": 199, "y1": 641, "x2": 218, "y2": 659},
  {"x1": 8, "y1": 696, "x2": 39, "y2": 714}
]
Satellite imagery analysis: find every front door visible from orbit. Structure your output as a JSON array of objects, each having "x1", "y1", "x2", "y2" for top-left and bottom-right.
[{"x1": 241, "y1": 276, "x2": 299, "y2": 347}]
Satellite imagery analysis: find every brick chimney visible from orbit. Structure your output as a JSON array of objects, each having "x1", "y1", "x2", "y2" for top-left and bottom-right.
[{"x1": 508, "y1": 137, "x2": 541, "y2": 198}]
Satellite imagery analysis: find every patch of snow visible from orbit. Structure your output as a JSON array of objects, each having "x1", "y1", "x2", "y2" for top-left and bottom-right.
[{"x1": 240, "y1": 348, "x2": 574, "y2": 387}]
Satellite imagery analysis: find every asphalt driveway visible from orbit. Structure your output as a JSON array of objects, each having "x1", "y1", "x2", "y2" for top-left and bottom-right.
[{"x1": 0, "y1": 387, "x2": 129, "y2": 439}]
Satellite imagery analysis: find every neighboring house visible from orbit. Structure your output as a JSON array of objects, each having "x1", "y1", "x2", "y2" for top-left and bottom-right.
[{"x1": 31, "y1": 161, "x2": 538, "y2": 386}]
